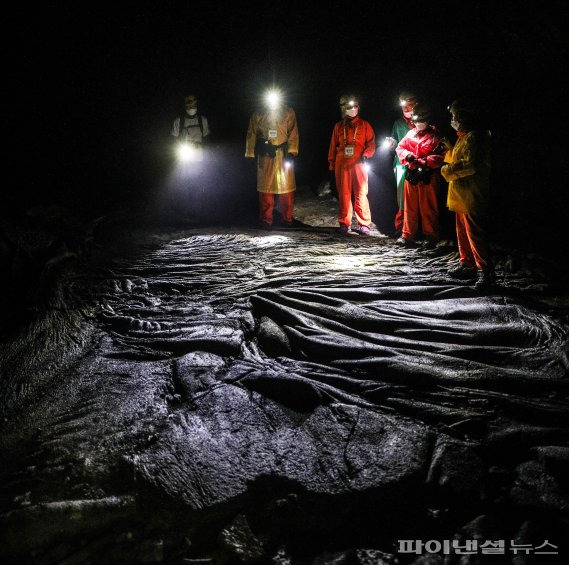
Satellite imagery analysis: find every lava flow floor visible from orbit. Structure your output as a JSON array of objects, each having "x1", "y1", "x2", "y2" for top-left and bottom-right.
[{"x1": 1, "y1": 191, "x2": 568, "y2": 564}]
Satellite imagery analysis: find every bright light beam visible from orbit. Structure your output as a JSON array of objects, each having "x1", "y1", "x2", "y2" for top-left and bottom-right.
[
  {"x1": 177, "y1": 143, "x2": 199, "y2": 162},
  {"x1": 265, "y1": 89, "x2": 282, "y2": 110}
]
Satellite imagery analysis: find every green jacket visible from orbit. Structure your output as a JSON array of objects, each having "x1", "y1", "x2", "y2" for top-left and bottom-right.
[{"x1": 390, "y1": 117, "x2": 413, "y2": 167}]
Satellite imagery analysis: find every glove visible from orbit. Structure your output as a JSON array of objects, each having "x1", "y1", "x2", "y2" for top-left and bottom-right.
[
  {"x1": 285, "y1": 153, "x2": 295, "y2": 164},
  {"x1": 384, "y1": 136, "x2": 396, "y2": 150},
  {"x1": 406, "y1": 154, "x2": 416, "y2": 163},
  {"x1": 360, "y1": 156, "x2": 368, "y2": 163},
  {"x1": 441, "y1": 137, "x2": 453, "y2": 151}
]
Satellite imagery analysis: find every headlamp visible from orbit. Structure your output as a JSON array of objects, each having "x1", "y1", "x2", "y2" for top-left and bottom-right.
[
  {"x1": 340, "y1": 99, "x2": 358, "y2": 109},
  {"x1": 265, "y1": 89, "x2": 282, "y2": 110}
]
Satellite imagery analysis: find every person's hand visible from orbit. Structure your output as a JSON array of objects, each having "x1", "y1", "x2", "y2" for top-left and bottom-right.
[
  {"x1": 406, "y1": 154, "x2": 416, "y2": 163},
  {"x1": 384, "y1": 136, "x2": 396, "y2": 150},
  {"x1": 285, "y1": 153, "x2": 295, "y2": 165},
  {"x1": 360, "y1": 155, "x2": 368, "y2": 163}
]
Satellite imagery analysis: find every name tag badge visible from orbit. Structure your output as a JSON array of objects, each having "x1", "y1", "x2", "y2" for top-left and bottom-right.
[
  {"x1": 344, "y1": 145, "x2": 355, "y2": 157},
  {"x1": 268, "y1": 129, "x2": 278, "y2": 139}
]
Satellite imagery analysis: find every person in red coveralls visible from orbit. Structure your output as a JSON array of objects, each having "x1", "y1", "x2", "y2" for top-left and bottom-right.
[
  {"x1": 395, "y1": 103, "x2": 445, "y2": 248},
  {"x1": 328, "y1": 94, "x2": 376, "y2": 235}
]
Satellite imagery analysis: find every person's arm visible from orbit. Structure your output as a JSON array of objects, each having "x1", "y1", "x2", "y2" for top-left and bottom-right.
[
  {"x1": 441, "y1": 135, "x2": 477, "y2": 181},
  {"x1": 170, "y1": 117, "x2": 180, "y2": 138},
  {"x1": 286, "y1": 108, "x2": 299, "y2": 156},
  {"x1": 201, "y1": 116, "x2": 211, "y2": 141},
  {"x1": 328, "y1": 124, "x2": 338, "y2": 171},
  {"x1": 395, "y1": 133, "x2": 416, "y2": 166},
  {"x1": 362, "y1": 121, "x2": 376, "y2": 158},
  {"x1": 245, "y1": 114, "x2": 257, "y2": 158},
  {"x1": 386, "y1": 119, "x2": 402, "y2": 149},
  {"x1": 389, "y1": 120, "x2": 398, "y2": 141},
  {"x1": 426, "y1": 141, "x2": 446, "y2": 169}
]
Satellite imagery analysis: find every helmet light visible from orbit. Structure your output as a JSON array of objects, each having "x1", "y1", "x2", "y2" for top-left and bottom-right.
[{"x1": 265, "y1": 89, "x2": 282, "y2": 110}]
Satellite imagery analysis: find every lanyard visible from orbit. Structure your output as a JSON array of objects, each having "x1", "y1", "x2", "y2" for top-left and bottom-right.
[{"x1": 343, "y1": 124, "x2": 358, "y2": 145}]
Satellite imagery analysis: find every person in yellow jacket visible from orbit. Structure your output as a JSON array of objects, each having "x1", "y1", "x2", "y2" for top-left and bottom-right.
[
  {"x1": 245, "y1": 89, "x2": 299, "y2": 228},
  {"x1": 441, "y1": 99, "x2": 494, "y2": 289}
]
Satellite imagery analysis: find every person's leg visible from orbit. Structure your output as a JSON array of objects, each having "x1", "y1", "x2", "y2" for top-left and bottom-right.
[
  {"x1": 418, "y1": 178, "x2": 440, "y2": 241},
  {"x1": 456, "y1": 212, "x2": 476, "y2": 267},
  {"x1": 394, "y1": 165, "x2": 406, "y2": 233},
  {"x1": 394, "y1": 210, "x2": 404, "y2": 233},
  {"x1": 464, "y1": 211, "x2": 492, "y2": 271},
  {"x1": 278, "y1": 191, "x2": 295, "y2": 223},
  {"x1": 402, "y1": 181, "x2": 419, "y2": 241},
  {"x1": 258, "y1": 192, "x2": 274, "y2": 225},
  {"x1": 337, "y1": 164, "x2": 353, "y2": 228},
  {"x1": 353, "y1": 162, "x2": 371, "y2": 228}
]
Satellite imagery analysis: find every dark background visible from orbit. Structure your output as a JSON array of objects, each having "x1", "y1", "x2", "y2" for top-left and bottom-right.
[{"x1": 11, "y1": 1, "x2": 569, "y2": 255}]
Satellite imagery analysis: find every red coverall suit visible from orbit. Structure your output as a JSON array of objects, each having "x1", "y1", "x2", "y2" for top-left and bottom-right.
[
  {"x1": 396, "y1": 126, "x2": 444, "y2": 242},
  {"x1": 328, "y1": 116, "x2": 376, "y2": 228}
]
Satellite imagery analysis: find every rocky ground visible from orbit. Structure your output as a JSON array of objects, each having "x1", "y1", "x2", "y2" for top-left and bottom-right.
[{"x1": 1, "y1": 186, "x2": 568, "y2": 564}]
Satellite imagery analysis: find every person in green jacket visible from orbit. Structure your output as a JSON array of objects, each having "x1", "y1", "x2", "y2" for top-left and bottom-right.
[{"x1": 384, "y1": 91, "x2": 419, "y2": 237}]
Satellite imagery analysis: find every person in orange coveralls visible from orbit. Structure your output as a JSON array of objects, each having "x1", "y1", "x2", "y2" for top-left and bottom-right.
[
  {"x1": 441, "y1": 99, "x2": 494, "y2": 289},
  {"x1": 384, "y1": 91, "x2": 419, "y2": 238},
  {"x1": 328, "y1": 94, "x2": 376, "y2": 235},
  {"x1": 395, "y1": 102, "x2": 445, "y2": 248},
  {"x1": 245, "y1": 88, "x2": 299, "y2": 228}
]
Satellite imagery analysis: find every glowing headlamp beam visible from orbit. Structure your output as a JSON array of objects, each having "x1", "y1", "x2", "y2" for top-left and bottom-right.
[{"x1": 265, "y1": 89, "x2": 282, "y2": 110}]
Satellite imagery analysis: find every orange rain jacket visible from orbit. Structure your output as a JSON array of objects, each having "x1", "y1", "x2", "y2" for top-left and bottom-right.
[
  {"x1": 441, "y1": 130, "x2": 491, "y2": 214},
  {"x1": 245, "y1": 106, "x2": 299, "y2": 194}
]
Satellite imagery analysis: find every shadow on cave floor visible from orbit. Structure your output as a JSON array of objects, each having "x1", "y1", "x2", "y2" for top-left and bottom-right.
[{"x1": 1, "y1": 188, "x2": 568, "y2": 564}]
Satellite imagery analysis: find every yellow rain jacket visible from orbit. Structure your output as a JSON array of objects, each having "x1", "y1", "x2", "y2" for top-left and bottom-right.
[
  {"x1": 441, "y1": 130, "x2": 491, "y2": 213},
  {"x1": 245, "y1": 106, "x2": 299, "y2": 194}
]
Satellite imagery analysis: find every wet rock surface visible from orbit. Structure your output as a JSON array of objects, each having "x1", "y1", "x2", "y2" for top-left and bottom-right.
[{"x1": 1, "y1": 188, "x2": 568, "y2": 563}]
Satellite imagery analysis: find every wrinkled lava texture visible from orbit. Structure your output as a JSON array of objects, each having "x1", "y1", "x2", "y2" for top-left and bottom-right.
[{"x1": 1, "y1": 187, "x2": 568, "y2": 564}]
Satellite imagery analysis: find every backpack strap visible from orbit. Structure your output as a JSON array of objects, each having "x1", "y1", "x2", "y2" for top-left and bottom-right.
[
  {"x1": 177, "y1": 114, "x2": 186, "y2": 138},
  {"x1": 178, "y1": 114, "x2": 204, "y2": 140},
  {"x1": 198, "y1": 114, "x2": 204, "y2": 137}
]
